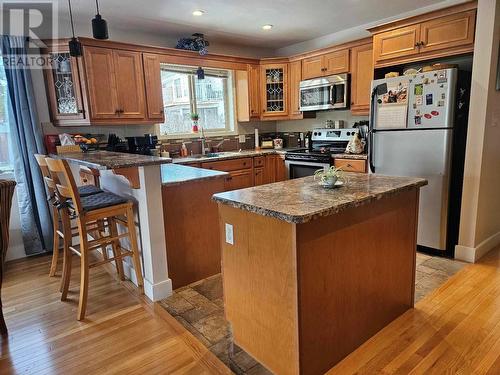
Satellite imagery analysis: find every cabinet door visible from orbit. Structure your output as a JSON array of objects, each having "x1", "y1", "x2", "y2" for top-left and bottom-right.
[
  {"x1": 289, "y1": 60, "x2": 302, "y2": 117},
  {"x1": 323, "y1": 49, "x2": 350, "y2": 75},
  {"x1": 334, "y1": 158, "x2": 366, "y2": 173},
  {"x1": 274, "y1": 155, "x2": 288, "y2": 182},
  {"x1": 350, "y1": 43, "x2": 373, "y2": 116},
  {"x1": 373, "y1": 25, "x2": 421, "y2": 63},
  {"x1": 83, "y1": 46, "x2": 119, "y2": 119},
  {"x1": 254, "y1": 167, "x2": 265, "y2": 186},
  {"x1": 248, "y1": 64, "x2": 261, "y2": 119},
  {"x1": 226, "y1": 169, "x2": 254, "y2": 190},
  {"x1": 113, "y1": 50, "x2": 147, "y2": 119},
  {"x1": 419, "y1": 10, "x2": 475, "y2": 53},
  {"x1": 302, "y1": 55, "x2": 324, "y2": 80},
  {"x1": 261, "y1": 64, "x2": 288, "y2": 118},
  {"x1": 45, "y1": 51, "x2": 86, "y2": 123},
  {"x1": 142, "y1": 53, "x2": 165, "y2": 121},
  {"x1": 235, "y1": 70, "x2": 250, "y2": 122}
]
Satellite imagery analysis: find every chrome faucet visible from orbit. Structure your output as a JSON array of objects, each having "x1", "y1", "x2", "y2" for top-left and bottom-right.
[{"x1": 200, "y1": 126, "x2": 208, "y2": 155}]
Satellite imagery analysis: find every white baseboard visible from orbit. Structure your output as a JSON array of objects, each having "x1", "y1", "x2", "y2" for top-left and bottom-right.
[{"x1": 455, "y1": 230, "x2": 500, "y2": 263}]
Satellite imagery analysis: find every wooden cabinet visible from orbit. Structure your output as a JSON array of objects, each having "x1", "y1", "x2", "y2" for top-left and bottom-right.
[
  {"x1": 226, "y1": 170, "x2": 254, "y2": 190},
  {"x1": 373, "y1": 25, "x2": 421, "y2": 63},
  {"x1": 43, "y1": 46, "x2": 87, "y2": 126},
  {"x1": 254, "y1": 167, "x2": 265, "y2": 186},
  {"x1": 260, "y1": 63, "x2": 288, "y2": 118},
  {"x1": 112, "y1": 49, "x2": 147, "y2": 119},
  {"x1": 370, "y1": 4, "x2": 476, "y2": 67},
  {"x1": 274, "y1": 154, "x2": 288, "y2": 182},
  {"x1": 83, "y1": 46, "x2": 120, "y2": 120},
  {"x1": 302, "y1": 49, "x2": 349, "y2": 80},
  {"x1": 288, "y1": 60, "x2": 302, "y2": 118},
  {"x1": 350, "y1": 43, "x2": 373, "y2": 116},
  {"x1": 202, "y1": 158, "x2": 254, "y2": 190},
  {"x1": 334, "y1": 158, "x2": 367, "y2": 173},
  {"x1": 419, "y1": 10, "x2": 476, "y2": 53},
  {"x1": 142, "y1": 53, "x2": 165, "y2": 121},
  {"x1": 248, "y1": 65, "x2": 261, "y2": 119}
]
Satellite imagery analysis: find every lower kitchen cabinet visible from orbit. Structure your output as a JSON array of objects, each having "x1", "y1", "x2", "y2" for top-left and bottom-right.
[
  {"x1": 254, "y1": 167, "x2": 265, "y2": 186},
  {"x1": 227, "y1": 169, "x2": 254, "y2": 190},
  {"x1": 334, "y1": 158, "x2": 367, "y2": 173},
  {"x1": 274, "y1": 154, "x2": 288, "y2": 182}
]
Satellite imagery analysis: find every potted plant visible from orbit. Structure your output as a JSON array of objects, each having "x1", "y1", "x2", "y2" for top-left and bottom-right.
[
  {"x1": 191, "y1": 113, "x2": 200, "y2": 133},
  {"x1": 314, "y1": 166, "x2": 345, "y2": 188}
]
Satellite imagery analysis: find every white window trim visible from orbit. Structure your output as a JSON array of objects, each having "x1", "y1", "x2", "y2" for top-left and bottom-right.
[{"x1": 157, "y1": 65, "x2": 238, "y2": 140}]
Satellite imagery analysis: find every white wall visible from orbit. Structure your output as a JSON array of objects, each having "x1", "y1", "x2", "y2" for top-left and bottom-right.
[{"x1": 455, "y1": 0, "x2": 500, "y2": 262}]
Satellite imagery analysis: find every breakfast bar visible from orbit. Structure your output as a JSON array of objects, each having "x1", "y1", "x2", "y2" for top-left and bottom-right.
[
  {"x1": 213, "y1": 173, "x2": 427, "y2": 375},
  {"x1": 53, "y1": 151, "x2": 174, "y2": 301}
]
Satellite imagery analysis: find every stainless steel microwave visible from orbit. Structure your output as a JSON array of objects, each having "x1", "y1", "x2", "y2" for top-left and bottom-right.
[{"x1": 299, "y1": 74, "x2": 349, "y2": 111}]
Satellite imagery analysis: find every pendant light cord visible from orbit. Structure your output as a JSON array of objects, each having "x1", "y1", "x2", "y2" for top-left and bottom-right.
[
  {"x1": 68, "y1": 0, "x2": 76, "y2": 37},
  {"x1": 95, "y1": 0, "x2": 100, "y2": 15}
]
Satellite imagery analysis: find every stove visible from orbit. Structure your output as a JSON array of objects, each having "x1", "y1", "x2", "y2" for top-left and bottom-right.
[{"x1": 285, "y1": 128, "x2": 358, "y2": 179}]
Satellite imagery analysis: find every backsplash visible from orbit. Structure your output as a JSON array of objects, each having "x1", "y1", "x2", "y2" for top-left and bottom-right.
[{"x1": 276, "y1": 109, "x2": 368, "y2": 132}]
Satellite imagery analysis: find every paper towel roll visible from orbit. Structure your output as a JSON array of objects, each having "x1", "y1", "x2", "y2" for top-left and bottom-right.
[{"x1": 255, "y1": 128, "x2": 259, "y2": 149}]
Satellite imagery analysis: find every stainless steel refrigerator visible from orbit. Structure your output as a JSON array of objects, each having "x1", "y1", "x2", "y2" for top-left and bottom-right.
[{"x1": 369, "y1": 68, "x2": 470, "y2": 255}]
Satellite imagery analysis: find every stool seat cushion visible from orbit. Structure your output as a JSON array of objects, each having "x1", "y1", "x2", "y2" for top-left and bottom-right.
[
  {"x1": 80, "y1": 192, "x2": 128, "y2": 212},
  {"x1": 77, "y1": 185, "x2": 102, "y2": 197}
]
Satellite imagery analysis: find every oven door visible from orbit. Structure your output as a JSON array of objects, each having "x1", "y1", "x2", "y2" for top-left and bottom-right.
[{"x1": 285, "y1": 160, "x2": 330, "y2": 179}]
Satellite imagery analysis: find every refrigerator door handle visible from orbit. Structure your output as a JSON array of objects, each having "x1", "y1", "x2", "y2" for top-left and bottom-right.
[{"x1": 369, "y1": 88, "x2": 378, "y2": 173}]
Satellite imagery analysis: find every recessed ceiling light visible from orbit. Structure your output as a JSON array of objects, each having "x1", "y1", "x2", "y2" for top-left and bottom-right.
[
  {"x1": 192, "y1": 10, "x2": 204, "y2": 16},
  {"x1": 262, "y1": 24, "x2": 273, "y2": 30}
]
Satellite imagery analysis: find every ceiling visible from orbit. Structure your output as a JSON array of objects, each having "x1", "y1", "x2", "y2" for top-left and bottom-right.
[{"x1": 56, "y1": 0, "x2": 467, "y2": 50}]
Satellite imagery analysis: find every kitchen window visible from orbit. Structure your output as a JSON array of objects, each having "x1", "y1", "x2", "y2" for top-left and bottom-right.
[{"x1": 159, "y1": 64, "x2": 235, "y2": 137}]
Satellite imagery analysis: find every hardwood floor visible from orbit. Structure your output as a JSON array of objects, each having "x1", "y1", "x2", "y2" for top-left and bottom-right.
[
  {"x1": 1, "y1": 246, "x2": 499, "y2": 374},
  {"x1": 0, "y1": 255, "x2": 230, "y2": 375},
  {"x1": 328, "y1": 245, "x2": 500, "y2": 375}
]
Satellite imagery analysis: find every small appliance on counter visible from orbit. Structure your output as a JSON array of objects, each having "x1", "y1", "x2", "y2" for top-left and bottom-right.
[
  {"x1": 126, "y1": 134, "x2": 159, "y2": 155},
  {"x1": 285, "y1": 128, "x2": 360, "y2": 179},
  {"x1": 260, "y1": 138, "x2": 274, "y2": 149},
  {"x1": 106, "y1": 133, "x2": 128, "y2": 153}
]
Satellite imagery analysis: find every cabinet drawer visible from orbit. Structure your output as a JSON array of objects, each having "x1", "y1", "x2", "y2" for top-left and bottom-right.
[
  {"x1": 334, "y1": 158, "x2": 366, "y2": 173},
  {"x1": 202, "y1": 157, "x2": 253, "y2": 172},
  {"x1": 254, "y1": 156, "x2": 265, "y2": 168}
]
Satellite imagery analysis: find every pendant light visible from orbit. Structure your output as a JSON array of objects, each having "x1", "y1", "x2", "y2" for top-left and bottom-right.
[
  {"x1": 196, "y1": 67, "x2": 205, "y2": 80},
  {"x1": 92, "y1": 0, "x2": 109, "y2": 40},
  {"x1": 68, "y1": 0, "x2": 82, "y2": 57}
]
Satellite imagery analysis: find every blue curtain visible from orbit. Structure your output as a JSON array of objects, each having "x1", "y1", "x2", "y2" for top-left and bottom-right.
[{"x1": 1, "y1": 35, "x2": 52, "y2": 255}]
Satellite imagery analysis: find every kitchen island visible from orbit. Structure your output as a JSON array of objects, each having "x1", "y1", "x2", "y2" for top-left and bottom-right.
[
  {"x1": 53, "y1": 151, "x2": 174, "y2": 302},
  {"x1": 213, "y1": 173, "x2": 427, "y2": 375}
]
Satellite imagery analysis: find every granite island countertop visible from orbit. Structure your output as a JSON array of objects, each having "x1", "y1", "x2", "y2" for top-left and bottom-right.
[
  {"x1": 161, "y1": 163, "x2": 228, "y2": 186},
  {"x1": 213, "y1": 173, "x2": 427, "y2": 224},
  {"x1": 52, "y1": 150, "x2": 172, "y2": 170}
]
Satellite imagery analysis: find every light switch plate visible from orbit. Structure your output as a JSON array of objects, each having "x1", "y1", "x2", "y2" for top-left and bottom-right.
[
  {"x1": 225, "y1": 223, "x2": 234, "y2": 245},
  {"x1": 238, "y1": 135, "x2": 246, "y2": 143}
]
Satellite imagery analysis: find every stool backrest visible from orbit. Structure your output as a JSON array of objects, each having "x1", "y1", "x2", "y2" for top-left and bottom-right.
[
  {"x1": 34, "y1": 154, "x2": 55, "y2": 200},
  {"x1": 45, "y1": 158, "x2": 84, "y2": 214}
]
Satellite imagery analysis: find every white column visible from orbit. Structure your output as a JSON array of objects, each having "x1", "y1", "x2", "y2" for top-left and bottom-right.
[{"x1": 99, "y1": 165, "x2": 172, "y2": 301}]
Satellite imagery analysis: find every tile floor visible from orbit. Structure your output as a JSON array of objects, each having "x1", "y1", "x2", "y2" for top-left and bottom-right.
[{"x1": 160, "y1": 252, "x2": 466, "y2": 375}]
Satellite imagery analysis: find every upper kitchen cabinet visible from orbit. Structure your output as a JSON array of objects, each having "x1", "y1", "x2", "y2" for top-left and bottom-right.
[
  {"x1": 248, "y1": 64, "x2": 261, "y2": 119},
  {"x1": 42, "y1": 43, "x2": 88, "y2": 126},
  {"x1": 350, "y1": 42, "x2": 373, "y2": 116},
  {"x1": 142, "y1": 53, "x2": 165, "y2": 122},
  {"x1": 260, "y1": 62, "x2": 289, "y2": 119},
  {"x1": 84, "y1": 46, "x2": 147, "y2": 121},
  {"x1": 288, "y1": 60, "x2": 302, "y2": 118},
  {"x1": 302, "y1": 49, "x2": 349, "y2": 80},
  {"x1": 370, "y1": 2, "x2": 476, "y2": 67},
  {"x1": 235, "y1": 64, "x2": 261, "y2": 122}
]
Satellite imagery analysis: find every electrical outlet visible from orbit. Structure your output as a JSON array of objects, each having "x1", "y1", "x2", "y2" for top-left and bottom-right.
[
  {"x1": 225, "y1": 223, "x2": 234, "y2": 245},
  {"x1": 238, "y1": 134, "x2": 246, "y2": 143}
]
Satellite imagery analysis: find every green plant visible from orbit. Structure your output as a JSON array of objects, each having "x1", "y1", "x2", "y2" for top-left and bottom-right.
[
  {"x1": 190, "y1": 113, "x2": 199, "y2": 121},
  {"x1": 314, "y1": 166, "x2": 344, "y2": 183}
]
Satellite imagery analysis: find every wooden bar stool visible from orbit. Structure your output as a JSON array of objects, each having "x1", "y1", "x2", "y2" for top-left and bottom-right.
[
  {"x1": 34, "y1": 154, "x2": 103, "y2": 277},
  {"x1": 45, "y1": 157, "x2": 144, "y2": 321}
]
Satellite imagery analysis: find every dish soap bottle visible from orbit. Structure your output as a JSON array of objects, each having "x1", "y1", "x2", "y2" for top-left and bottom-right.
[{"x1": 180, "y1": 143, "x2": 188, "y2": 157}]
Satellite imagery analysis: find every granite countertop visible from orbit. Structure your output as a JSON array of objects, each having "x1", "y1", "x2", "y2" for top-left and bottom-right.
[
  {"x1": 52, "y1": 150, "x2": 172, "y2": 170},
  {"x1": 172, "y1": 149, "x2": 288, "y2": 164},
  {"x1": 161, "y1": 163, "x2": 228, "y2": 186},
  {"x1": 213, "y1": 173, "x2": 427, "y2": 224}
]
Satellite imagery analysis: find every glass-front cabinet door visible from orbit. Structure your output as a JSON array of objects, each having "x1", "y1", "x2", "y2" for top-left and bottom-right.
[
  {"x1": 260, "y1": 63, "x2": 288, "y2": 118},
  {"x1": 44, "y1": 50, "x2": 86, "y2": 124}
]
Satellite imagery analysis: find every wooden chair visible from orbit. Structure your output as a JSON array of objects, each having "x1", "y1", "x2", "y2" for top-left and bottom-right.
[
  {"x1": 45, "y1": 157, "x2": 144, "y2": 321},
  {"x1": 34, "y1": 154, "x2": 103, "y2": 277},
  {"x1": 0, "y1": 179, "x2": 16, "y2": 335}
]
